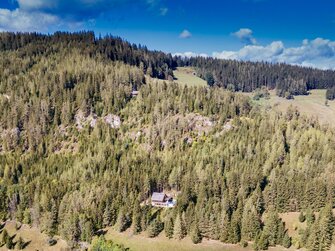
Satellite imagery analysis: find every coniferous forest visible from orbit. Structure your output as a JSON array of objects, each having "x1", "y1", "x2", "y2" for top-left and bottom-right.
[{"x1": 0, "y1": 32, "x2": 335, "y2": 250}]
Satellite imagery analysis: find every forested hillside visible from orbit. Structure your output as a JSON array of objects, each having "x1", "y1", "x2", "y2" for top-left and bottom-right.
[
  {"x1": 1, "y1": 32, "x2": 335, "y2": 98},
  {"x1": 178, "y1": 57, "x2": 335, "y2": 98},
  {"x1": 0, "y1": 32, "x2": 335, "y2": 250}
]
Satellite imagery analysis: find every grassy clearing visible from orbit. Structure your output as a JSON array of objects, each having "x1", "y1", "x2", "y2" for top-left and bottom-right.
[
  {"x1": 166, "y1": 69, "x2": 334, "y2": 125},
  {"x1": 105, "y1": 228, "x2": 251, "y2": 251},
  {"x1": 104, "y1": 228, "x2": 299, "y2": 251},
  {"x1": 280, "y1": 210, "x2": 335, "y2": 251},
  {"x1": 0, "y1": 221, "x2": 69, "y2": 251},
  {"x1": 248, "y1": 89, "x2": 335, "y2": 125},
  {"x1": 173, "y1": 67, "x2": 207, "y2": 87}
]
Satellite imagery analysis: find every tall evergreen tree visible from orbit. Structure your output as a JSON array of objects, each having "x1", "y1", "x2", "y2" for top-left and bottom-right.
[{"x1": 173, "y1": 213, "x2": 186, "y2": 240}]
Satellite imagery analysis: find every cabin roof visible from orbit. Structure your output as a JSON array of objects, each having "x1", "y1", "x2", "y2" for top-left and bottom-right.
[{"x1": 151, "y1": 192, "x2": 166, "y2": 202}]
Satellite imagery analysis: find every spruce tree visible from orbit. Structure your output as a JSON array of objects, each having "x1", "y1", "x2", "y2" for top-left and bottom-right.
[
  {"x1": 229, "y1": 209, "x2": 242, "y2": 244},
  {"x1": 50, "y1": 201, "x2": 58, "y2": 236},
  {"x1": 263, "y1": 210, "x2": 282, "y2": 246},
  {"x1": 132, "y1": 202, "x2": 142, "y2": 235},
  {"x1": 173, "y1": 213, "x2": 186, "y2": 240},
  {"x1": 164, "y1": 216, "x2": 174, "y2": 239},
  {"x1": 282, "y1": 231, "x2": 291, "y2": 248},
  {"x1": 253, "y1": 232, "x2": 269, "y2": 251},
  {"x1": 117, "y1": 207, "x2": 131, "y2": 232},
  {"x1": 2, "y1": 229, "x2": 14, "y2": 249},
  {"x1": 318, "y1": 204, "x2": 334, "y2": 251},
  {"x1": 307, "y1": 221, "x2": 320, "y2": 251},
  {"x1": 103, "y1": 204, "x2": 112, "y2": 227},
  {"x1": 147, "y1": 219, "x2": 164, "y2": 238},
  {"x1": 306, "y1": 208, "x2": 315, "y2": 225},
  {"x1": 190, "y1": 221, "x2": 202, "y2": 244},
  {"x1": 241, "y1": 206, "x2": 261, "y2": 241},
  {"x1": 219, "y1": 214, "x2": 230, "y2": 243},
  {"x1": 1, "y1": 229, "x2": 9, "y2": 246},
  {"x1": 16, "y1": 236, "x2": 25, "y2": 250},
  {"x1": 299, "y1": 211, "x2": 306, "y2": 223}
]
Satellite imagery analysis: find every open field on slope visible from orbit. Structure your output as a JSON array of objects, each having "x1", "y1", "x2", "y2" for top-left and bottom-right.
[
  {"x1": 0, "y1": 221, "x2": 69, "y2": 251},
  {"x1": 247, "y1": 89, "x2": 335, "y2": 125},
  {"x1": 169, "y1": 68, "x2": 334, "y2": 125},
  {"x1": 173, "y1": 67, "x2": 207, "y2": 87},
  {"x1": 105, "y1": 228, "x2": 250, "y2": 251},
  {"x1": 105, "y1": 228, "x2": 298, "y2": 251}
]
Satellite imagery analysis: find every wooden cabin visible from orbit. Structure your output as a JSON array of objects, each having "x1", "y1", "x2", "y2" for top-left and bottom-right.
[{"x1": 151, "y1": 192, "x2": 175, "y2": 208}]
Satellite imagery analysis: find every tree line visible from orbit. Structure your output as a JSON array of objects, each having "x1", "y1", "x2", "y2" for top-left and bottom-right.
[
  {"x1": 177, "y1": 56, "x2": 335, "y2": 98},
  {"x1": 1, "y1": 32, "x2": 335, "y2": 98}
]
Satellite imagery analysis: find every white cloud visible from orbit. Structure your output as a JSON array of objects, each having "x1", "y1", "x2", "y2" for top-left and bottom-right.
[
  {"x1": 0, "y1": 8, "x2": 59, "y2": 32},
  {"x1": 233, "y1": 28, "x2": 257, "y2": 45},
  {"x1": 173, "y1": 52, "x2": 209, "y2": 58},
  {"x1": 179, "y1": 29, "x2": 192, "y2": 39},
  {"x1": 213, "y1": 38, "x2": 335, "y2": 69},
  {"x1": 213, "y1": 41, "x2": 284, "y2": 61},
  {"x1": 0, "y1": 0, "x2": 167, "y2": 32},
  {"x1": 173, "y1": 52, "x2": 195, "y2": 57},
  {"x1": 174, "y1": 38, "x2": 335, "y2": 70}
]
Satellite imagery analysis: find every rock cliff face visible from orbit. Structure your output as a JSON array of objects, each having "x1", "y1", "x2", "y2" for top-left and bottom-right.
[{"x1": 75, "y1": 110, "x2": 121, "y2": 130}]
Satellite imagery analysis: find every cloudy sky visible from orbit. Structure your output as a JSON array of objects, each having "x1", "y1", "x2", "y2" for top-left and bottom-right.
[{"x1": 1, "y1": 0, "x2": 335, "y2": 69}]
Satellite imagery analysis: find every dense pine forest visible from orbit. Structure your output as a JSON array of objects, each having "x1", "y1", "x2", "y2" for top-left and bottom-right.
[{"x1": 0, "y1": 32, "x2": 335, "y2": 250}]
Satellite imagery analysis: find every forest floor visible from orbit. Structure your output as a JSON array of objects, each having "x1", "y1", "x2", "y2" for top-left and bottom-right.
[
  {"x1": 246, "y1": 89, "x2": 335, "y2": 125},
  {"x1": 173, "y1": 67, "x2": 207, "y2": 87},
  {"x1": 0, "y1": 220, "x2": 69, "y2": 251}
]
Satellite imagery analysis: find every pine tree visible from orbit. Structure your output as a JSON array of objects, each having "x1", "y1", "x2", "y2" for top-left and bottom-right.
[
  {"x1": 307, "y1": 204, "x2": 334, "y2": 251},
  {"x1": 103, "y1": 204, "x2": 112, "y2": 227},
  {"x1": 147, "y1": 219, "x2": 164, "y2": 238},
  {"x1": 80, "y1": 218, "x2": 94, "y2": 242},
  {"x1": 318, "y1": 204, "x2": 334, "y2": 251},
  {"x1": 282, "y1": 231, "x2": 291, "y2": 248},
  {"x1": 16, "y1": 236, "x2": 25, "y2": 250},
  {"x1": 117, "y1": 208, "x2": 131, "y2": 232},
  {"x1": 132, "y1": 202, "x2": 142, "y2": 235},
  {"x1": 164, "y1": 216, "x2": 174, "y2": 239},
  {"x1": 2, "y1": 229, "x2": 14, "y2": 249},
  {"x1": 306, "y1": 208, "x2": 315, "y2": 225},
  {"x1": 219, "y1": 213, "x2": 229, "y2": 243},
  {"x1": 307, "y1": 221, "x2": 320, "y2": 251},
  {"x1": 1, "y1": 229, "x2": 9, "y2": 246},
  {"x1": 299, "y1": 211, "x2": 306, "y2": 223},
  {"x1": 262, "y1": 210, "x2": 282, "y2": 246},
  {"x1": 253, "y1": 232, "x2": 269, "y2": 251},
  {"x1": 50, "y1": 201, "x2": 58, "y2": 236},
  {"x1": 241, "y1": 205, "x2": 261, "y2": 241},
  {"x1": 173, "y1": 213, "x2": 186, "y2": 240},
  {"x1": 190, "y1": 222, "x2": 202, "y2": 244},
  {"x1": 229, "y1": 209, "x2": 241, "y2": 244},
  {"x1": 23, "y1": 209, "x2": 31, "y2": 225}
]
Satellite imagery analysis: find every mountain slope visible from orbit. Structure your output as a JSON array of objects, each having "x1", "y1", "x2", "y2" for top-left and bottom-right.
[{"x1": 0, "y1": 32, "x2": 334, "y2": 250}]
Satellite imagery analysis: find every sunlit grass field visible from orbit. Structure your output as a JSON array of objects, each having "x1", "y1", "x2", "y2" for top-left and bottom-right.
[
  {"x1": 173, "y1": 67, "x2": 207, "y2": 87},
  {"x1": 105, "y1": 228, "x2": 303, "y2": 251},
  {"x1": 248, "y1": 89, "x2": 335, "y2": 125}
]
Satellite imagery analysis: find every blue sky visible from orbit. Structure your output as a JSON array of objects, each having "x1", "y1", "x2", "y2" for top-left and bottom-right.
[{"x1": 1, "y1": 0, "x2": 335, "y2": 69}]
